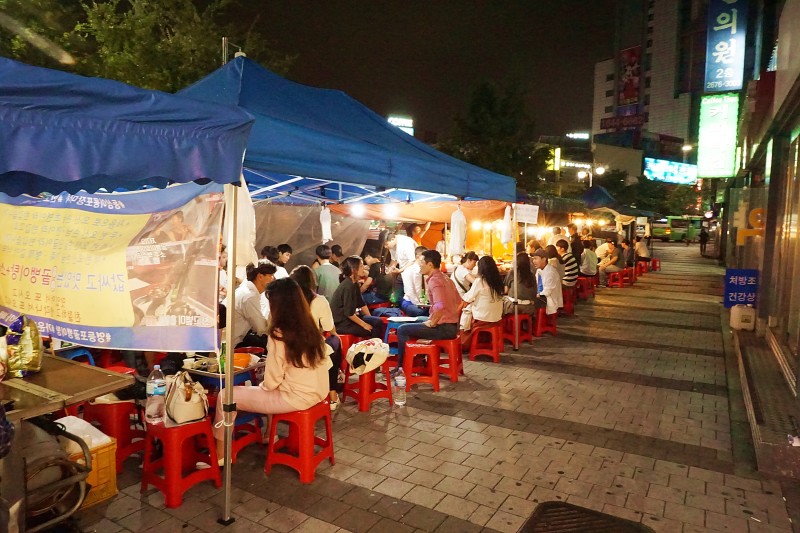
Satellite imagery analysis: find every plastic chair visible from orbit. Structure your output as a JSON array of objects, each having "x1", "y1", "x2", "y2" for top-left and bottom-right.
[
  {"x1": 264, "y1": 400, "x2": 334, "y2": 484},
  {"x1": 468, "y1": 324, "x2": 503, "y2": 363},
  {"x1": 403, "y1": 343, "x2": 440, "y2": 391},
  {"x1": 575, "y1": 277, "x2": 594, "y2": 300},
  {"x1": 651, "y1": 258, "x2": 662, "y2": 271},
  {"x1": 534, "y1": 308, "x2": 557, "y2": 337},
  {"x1": 57, "y1": 347, "x2": 95, "y2": 366},
  {"x1": 636, "y1": 261, "x2": 649, "y2": 276},
  {"x1": 342, "y1": 359, "x2": 393, "y2": 412},
  {"x1": 502, "y1": 314, "x2": 533, "y2": 344},
  {"x1": 140, "y1": 418, "x2": 221, "y2": 508},
  {"x1": 607, "y1": 271, "x2": 624, "y2": 288},
  {"x1": 84, "y1": 401, "x2": 145, "y2": 473},
  {"x1": 431, "y1": 338, "x2": 463, "y2": 382},
  {"x1": 561, "y1": 286, "x2": 577, "y2": 316},
  {"x1": 622, "y1": 267, "x2": 635, "y2": 286}
]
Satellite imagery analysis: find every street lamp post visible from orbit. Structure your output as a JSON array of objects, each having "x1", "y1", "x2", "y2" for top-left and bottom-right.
[
  {"x1": 577, "y1": 166, "x2": 605, "y2": 187},
  {"x1": 682, "y1": 144, "x2": 693, "y2": 163}
]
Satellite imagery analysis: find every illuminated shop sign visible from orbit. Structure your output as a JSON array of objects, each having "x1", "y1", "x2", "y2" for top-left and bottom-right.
[
  {"x1": 387, "y1": 115, "x2": 414, "y2": 136},
  {"x1": 643, "y1": 158, "x2": 698, "y2": 185},
  {"x1": 697, "y1": 93, "x2": 739, "y2": 177},
  {"x1": 704, "y1": 0, "x2": 748, "y2": 92}
]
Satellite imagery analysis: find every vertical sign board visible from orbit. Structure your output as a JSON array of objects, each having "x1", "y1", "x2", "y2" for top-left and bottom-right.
[
  {"x1": 617, "y1": 46, "x2": 641, "y2": 116},
  {"x1": 724, "y1": 268, "x2": 758, "y2": 308},
  {"x1": 705, "y1": 0, "x2": 748, "y2": 92},
  {"x1": 697, "y1": 93, "x2": 740, "y2": 177}
]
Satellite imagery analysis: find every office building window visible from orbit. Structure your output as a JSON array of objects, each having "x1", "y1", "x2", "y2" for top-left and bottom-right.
[
  {"x1": 604, "y1": 105, "x2": 613, "y2": 113},
  {"x1": 645, "y1": 77, "x2": 651, "y2": 88},
  {"x1": 606, "y1": 73, "x2": 614, "y2": 81},
  {"x1": 605, "y1": 89, "x2": 614, "y2": 97},
  {"x1": 644, "y1": 95, "x2": 650, "y2": 105}
]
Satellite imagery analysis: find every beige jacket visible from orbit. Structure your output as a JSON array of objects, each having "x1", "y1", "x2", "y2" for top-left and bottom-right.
[{"x1": 261, "y1": 334, "x2": 332, "y2": 410}]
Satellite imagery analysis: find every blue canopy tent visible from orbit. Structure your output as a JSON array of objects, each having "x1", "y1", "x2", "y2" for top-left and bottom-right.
[
  {"x1": 178, "y1": 57, "x2": 516, "y2": 204},
  {"x1": 0, "y1": 58, "x2": 253, "y2": 196},
  {"x1": 0, "y1": 57, "x2": 254, "y2": 526}
]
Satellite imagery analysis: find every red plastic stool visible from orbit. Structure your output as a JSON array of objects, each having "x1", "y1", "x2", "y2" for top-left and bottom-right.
[
  {"x1": 342, "y1": 360, "x2": 393, "y2": 411},
  {"x1": 592, "y1": 274, "x2": 599, "y2": 287},
  {"x1": 636, "y1": 261, "x2": 649, "y2": 276},
  {"x1": 95, "y1": 349, "x2": 125, "y2": 369},
  {"x1": 432, "y1": 338, "x2": 463, "y2": 382},
  {"x1": 502, "y1": 314, "x2": 533, "y2": 344},
  {"x1": 622, "y1": 267, "x2": 635, "y2": 286},
  {"x1": 140, "y1": 418, "x2": 221, "y2": 508},
  {"x1": 368, "y1": 302, "x2": 391, "y2": 312},
  {"x1": 337, "y1": 334, "x2": 366, "y2": 371},
  {"x1": 607, "y1": 271, "x2": 624, "y2": 288},
  {"x1": 534, "y1": 308, "x2": 557, "y2": 337},
  {"x1": 651, "y1": 258, "x2": 661, "y2": 271},
  {"x1": 264, "y1": 400, "x2": 334, "y2": 484},
  {"x1": 403, "y1": 343, "x2": 440, "y2": 391},
  {"x1": 468, "y1": 324, "x2": 503, "y2": 363},
  {"x1": 561, "y1": 286, "x2": 577, "y2": 316},
  {"x1": 576, "y1": 277, "x2": 594, "y2": 300},
  {"x1": 84, "y1": 401, "x2": 145, "y2": 473},
  {"x1": 206, "y1": 391, "x2": 264, "y2": 464}
]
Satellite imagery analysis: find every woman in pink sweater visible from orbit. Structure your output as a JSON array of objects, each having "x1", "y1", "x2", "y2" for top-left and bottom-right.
[{"x1": 214, "y1": 278, "x2": 331, "y2": 462}]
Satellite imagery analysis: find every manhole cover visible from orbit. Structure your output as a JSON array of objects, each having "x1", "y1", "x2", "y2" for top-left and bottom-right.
[{"x1": 520, "y1": 501, "x2": 654, "y2": 532}]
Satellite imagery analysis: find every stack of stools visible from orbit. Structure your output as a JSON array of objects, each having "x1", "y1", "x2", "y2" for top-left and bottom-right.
[
  {"x1": 534, "y1": 308, "x2": 557, "y2": 337},
  {"x1": 83, "y1": 401, "x2": 145, "y2": 473},
  {"x1": 651, "y1": 258, "x2": 662, "y2": 271},
  {"x1": 575, "y1": 277, "x2": 594, "y2": 299},
  {"x1": 140, "y1": 418, "x2": 222, "y2": 508},
  {"x1": 468, "y1": 323, "x2": 503, "y2": 363},
  {"x1": 342, "y1": 359, "x2": 393, "y2": 411},
  {"x1": 607, "y1": 271, "x2": 624, "y2": 288},
  {"x1": 264, "y1": 400, "x2": 334, "y2": 483},
  {"x1": 402, "y1": 343, "x2": 440, "y2": 391},
  {"x1": 432, "y1": 338, "x2": 464, "y2": 382},
  {"x1": 502, "y1": 314, "x2": 533, "y2": 344}
]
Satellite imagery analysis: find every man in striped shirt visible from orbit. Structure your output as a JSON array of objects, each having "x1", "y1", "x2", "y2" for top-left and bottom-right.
[{"x1": 556, "y1": 239, "x2": 579, "y2": 288}]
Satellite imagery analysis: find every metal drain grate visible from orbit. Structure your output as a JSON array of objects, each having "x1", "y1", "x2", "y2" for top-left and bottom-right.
[{"x1": 521, "y1": 501, "x2": 654, "y2": 532}]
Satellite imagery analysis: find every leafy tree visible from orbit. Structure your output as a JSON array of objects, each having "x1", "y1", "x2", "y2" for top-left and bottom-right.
[
  {"x1": 0, "y1": 0, "x2": 293, "y2": 92},
  {"x1": 438, "y1": 81, "x2": 550, "y2": 193}
]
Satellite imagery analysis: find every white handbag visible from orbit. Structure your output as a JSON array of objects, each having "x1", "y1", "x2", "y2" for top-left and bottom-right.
[{"x1": 165, "y1": 371, "x2": 208, "y2": 424}]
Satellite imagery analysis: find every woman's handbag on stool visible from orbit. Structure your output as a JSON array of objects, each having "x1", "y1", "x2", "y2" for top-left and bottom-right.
[{"x1": 165, "y1": 371, "x2": 208, "y2": 424}]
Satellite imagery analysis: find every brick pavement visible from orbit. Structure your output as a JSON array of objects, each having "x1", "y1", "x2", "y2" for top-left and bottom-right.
[{"x1": 74, "y1": 243, "x2": 798, "y2": 532}]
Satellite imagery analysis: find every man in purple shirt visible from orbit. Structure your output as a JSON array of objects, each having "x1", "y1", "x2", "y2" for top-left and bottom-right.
[{"x1": 395, "y1": 250, "x2": 462, "y2": 368}]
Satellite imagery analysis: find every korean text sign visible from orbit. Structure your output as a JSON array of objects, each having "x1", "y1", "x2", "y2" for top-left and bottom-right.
[
  {"x1": 0, "y1": 182, "x2": 224, "y2": 351},
  {"x1": 724, "y1": 268, "x2": 758, "y2": 308},
  {"x1": 705, "y1": 0, "x2": 748, "y2": 92},
  {"x1": 697, "y1": 93, "x2": 740, "y2": 177}
]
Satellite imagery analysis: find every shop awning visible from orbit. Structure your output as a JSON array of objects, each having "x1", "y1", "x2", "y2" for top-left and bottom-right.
[
  {"x1": 0, "y1": 57, "x2": 254, "y2": 196},
  {"x1": 178, "y1": 57, "x2": 516, "y2": 204}
]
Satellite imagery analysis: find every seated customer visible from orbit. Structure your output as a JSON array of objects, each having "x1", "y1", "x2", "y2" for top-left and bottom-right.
[
  {"x1": 452, "y1": 251, "x2": 478, "y2": 296},
  {"x1": 634, "y1": 236, "x2": 650, "y2": 262},
  {"x1": 290, "y1": 265, "x2": 342, "y2": 409},
  {"x1": 598, "y1": 240, "x2": 623, "y2": 286},
  {"x1": 395, "y1": 250, "x2": 462, "y2": 369},
  {"x1": 232, "y1": 262, "x2": 275, "y2": 349},
  {"x1": 620, "y1": 239, "x2": 635, "y2": 267},
  {"x1": 314, "y1": 244, "x2": 341, "y2": 300},
  {"x1": 214, "y1": 278, "x2": 331, "y2": 463},
  {"x1": 361, "y1": 248, "x2": 393, "y2": 305},
  {"x1": 503, "y1": 252, "x2": 539, "y2": 316},
  {"x1": 579, "y1": 239, "x2": 598, "y2": 277},
  {"x1": 400, "y1": 246, "x2": 429, "y2": 317},
  {"x1": 531, "y1": 249, "x2": 562, "y2": 314},
  {"x1": 556, "y1": 239, "x2": 578, "y2": 288},
  {"x1": 330, "y1": 256, "x2": 384, "y2": 338},
  {"x1": 460, "y1": 256, "x2": 505, "y2": 349}
]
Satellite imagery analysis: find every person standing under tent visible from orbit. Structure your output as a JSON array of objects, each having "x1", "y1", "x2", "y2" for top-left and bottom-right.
[
  {"x1": 261, "y1": 246, "x2": 289, "y2": 279},
  {"x1": 314, "y1": 245, "x2": 341, "y2": 300},
  {"x1": 407, "y1": 222, "x2": 431, "y2": 245},
  {"x1": 385, "y1": 230, "x2": 417, "y2": 303},
  {"x1": 330, "y1": 256, "x2": 384, "y2": 339},
  {"x1": 567, "y1": 223, "x2": 583, "y2": 262},
  {"x1": 214, "y1": 278, "x2": 330, "y2": 464},
  {"x1": 330, "y1": 244, "x2": 344, "y2": 268},
  {"x1": 395, "y1": 250, "x2": 461, "y2": 369}
]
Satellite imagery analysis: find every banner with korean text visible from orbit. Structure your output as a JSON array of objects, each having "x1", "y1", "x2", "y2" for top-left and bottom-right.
[
  {"x1": 705, "y1": 0, "x2": 748, "y2": 92},
  {"x1": 0, "y1": 182, "x2": 224, "y2": 351}
]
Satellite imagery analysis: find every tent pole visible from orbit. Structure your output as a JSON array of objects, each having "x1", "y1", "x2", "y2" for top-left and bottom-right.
[
  {"x1": 512, "y1": 206, "x2": 519, "y2": 350},
  {"x1": 219, "y1": 183, "x2": 238, "y2": 526}
]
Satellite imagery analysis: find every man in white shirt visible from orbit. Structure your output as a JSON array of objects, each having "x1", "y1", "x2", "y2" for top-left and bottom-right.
[
  {"x1": 531, "y1": 249, "x2": 562, "y2": 315},
  {"x1": 400, "y1": 246, "x2": 429, "y2": 317},
  {"x1": 232, "y1": 262, "x2": 276, "y2": 349},
  {"x1": 386, "y1": 229, "x2": 418, "y2": 302}
]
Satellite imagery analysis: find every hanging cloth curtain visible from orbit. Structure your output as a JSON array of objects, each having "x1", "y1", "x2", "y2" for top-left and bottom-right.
[{"x1": 449, "y1": 206, "x2": 467, "y2": 256}]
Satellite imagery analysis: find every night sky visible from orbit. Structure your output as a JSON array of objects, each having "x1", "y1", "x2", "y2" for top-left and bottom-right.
[{"x1": 243, "y1": 1, "x2": 619, "y2": 139}]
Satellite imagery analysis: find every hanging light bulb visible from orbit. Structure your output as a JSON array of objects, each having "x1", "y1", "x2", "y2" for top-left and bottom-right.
[
  {"x1": 351, "y1": 204, "x2": 366, "y2": 217},
  {"x1": 384, "y1": 203, "x2": 399, "y2": 218}
]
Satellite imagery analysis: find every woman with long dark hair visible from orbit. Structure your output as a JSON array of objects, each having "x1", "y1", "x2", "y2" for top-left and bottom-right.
[
  {"x1": 329, "y1": 256, "x2": 384, "y2": 338},
  {"x1": 503, "y1": 252, "x2": 539, "y2": 316},
  {"x1": 545, "y1": 244, "x2": 565, "y2": 282},
  {"x1": 460, "y1": 256, "x2": 505, "y2": 349},
  {"x1": 213, "y1": 278, "x2": 331, "y2": 463},
  {"x1": 290, "y1": 265, "x2": 343, "y2": 410}
]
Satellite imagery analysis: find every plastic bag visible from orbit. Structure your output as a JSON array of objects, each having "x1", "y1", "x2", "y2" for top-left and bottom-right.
[{"x1": 5, "y1": 315, "x2": 43, "y2": 378}]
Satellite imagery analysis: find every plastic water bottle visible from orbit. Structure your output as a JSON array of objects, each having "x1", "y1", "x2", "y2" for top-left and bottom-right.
[
  {"x1": 145, "y1": 365, "x2": 167, "y2": 424},
  {"x1": 394, "y1": 368, "x2": 407, "y2": 406}
]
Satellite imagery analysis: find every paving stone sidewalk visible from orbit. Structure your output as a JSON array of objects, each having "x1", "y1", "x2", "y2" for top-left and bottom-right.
[{"x1": 75, "y1": 243, "x2": 799, "y2": 532}]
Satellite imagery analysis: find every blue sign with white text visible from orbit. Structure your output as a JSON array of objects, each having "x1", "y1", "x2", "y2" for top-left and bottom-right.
[
  {"x1": 724, "y1": 268, "x2": 758, "y2": 308},
  {"x1": 705, "y1": 0, "x2": 748, "y2": 92}
]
